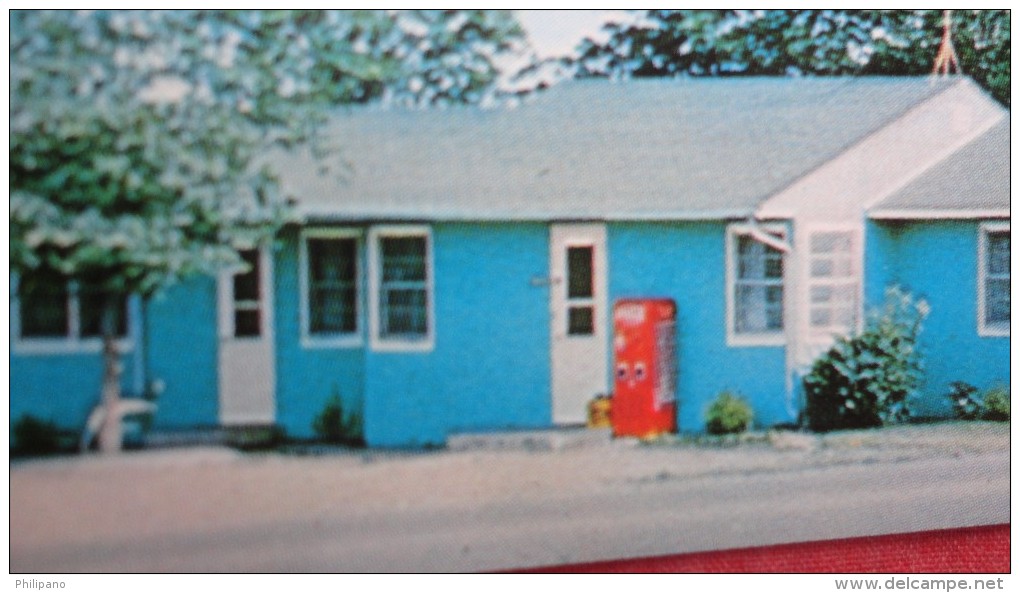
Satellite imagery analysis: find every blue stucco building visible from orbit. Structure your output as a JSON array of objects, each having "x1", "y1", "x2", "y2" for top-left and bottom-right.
[{"x1": 10, "y1": 77, "x2": 1010, "y2": 447}]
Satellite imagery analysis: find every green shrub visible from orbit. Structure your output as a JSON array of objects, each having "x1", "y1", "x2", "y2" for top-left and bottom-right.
[
  {"x1": 947, "y1": 381, "x2": 981, "y2": 420},
  {"x1": 706, "y1": 391, "x2": 754, "y2": 435},
  {"x1": 804, "y1": 286, "x2": 928, "y2": 432},
  {"x1": 982, "y1": 386, "x2": 1010, "y2": 421},
  {"x1": 312, "y1": 390, "x2": 363, "y2": 446},
  {"x1": 12, "y1": 415, "x2": 65, "y2": 456}
]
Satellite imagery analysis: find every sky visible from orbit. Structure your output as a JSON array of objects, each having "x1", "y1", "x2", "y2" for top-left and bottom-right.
[{"x1": 517, "y1": 10, "x2": 631, "y2": 59}]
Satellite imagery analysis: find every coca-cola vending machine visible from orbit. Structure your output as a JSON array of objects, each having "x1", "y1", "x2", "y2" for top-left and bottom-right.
[{"x1": 612, "y1": 298, "x2": 678, "y2": 438}]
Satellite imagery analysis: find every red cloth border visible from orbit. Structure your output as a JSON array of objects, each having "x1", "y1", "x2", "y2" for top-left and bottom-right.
[{"x1": 514, "y1": 524, "x2": 1010, "y2": 573}]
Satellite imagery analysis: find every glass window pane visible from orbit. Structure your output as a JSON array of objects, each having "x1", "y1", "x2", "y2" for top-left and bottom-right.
[
  {"x1": 379, "y1": 234, "x2": 429, "y2": 340},
  {"x1": 79, "y1": 289, "x2": 129, "y2": 338},
  {"x1": 738, "y1": 236, "x2": 761, "y2": 279},
  {"x1": 234, "y1": 309, "x2": 261, "y2": 337},
  {"x1": 382, "y1": 288, "x2": 427, "y2": 337},
  {"x1": 765, "y1": 303, "x2": 784, "y2": 330},
  {"x1": 567, "y1": 246, "x2": 594, "y2": 299},
  {"x1": 736, "y1": 285, "x2": 770, "y2": 332},
  {"x1": 738, "y1": 236, "x2": 782, "y2": 280},
  {"x1": 19, "y1": 273, "x2": 68, "y2": 338},
  {"x1": 810, "y1": 307, "x2": 831, "y2": 327},
  {"x1": 233, "y1": 250, "x2": 260, "y2": 302},
  {"x1": 308, "y1": 238, "x2": 357, "y2": 335},
  {"x1": 810, "y1": 286, "x2": 832, "y2": 304},
  {"x1": 764, "y1": 252, "x2": 783, "y2": 279},
  {"x1": 311, "y1": 288, "x2": 357, "y2": 334},
  {"x1": 986, "y1": 278, "x2": 1010, "y2": 324},
  {"x1": 310, "y1": 238, "x2": 357, "y2": 283},
  {"x1": 988, "y1": 232, "x2": 1010, "y2": 276},
  {"x1": 568, "y1": 306, "x2": 594, "y2": 335},
  {"x1": 811, "y1": 232, "x2": 853, "y2": 254},
  {"x1": 834, "y1": 305, "x2": 856, "y2": 328},
  {"x1": 811, "y1": 258, "x2": 834, "y2": 278},
  {"x1": 382, "y1": 237, "x2": 426, "y2": 282},
  {"x1": 734, "y1": 232, "x2": 784, "y2": 334}
]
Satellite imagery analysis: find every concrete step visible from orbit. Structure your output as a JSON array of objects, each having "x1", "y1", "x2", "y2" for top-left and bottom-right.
[{"x1": 446, "y1": 426, "x2": 613, "y2": 452}]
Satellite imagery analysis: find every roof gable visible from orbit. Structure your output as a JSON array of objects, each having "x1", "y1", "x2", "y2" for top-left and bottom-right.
[
  {"x1": 869, "y1": 117, "x2": 1010, "y2": 218},
  {"x1": 274, "y1": 77, "x2": 975, "y2": 221}
]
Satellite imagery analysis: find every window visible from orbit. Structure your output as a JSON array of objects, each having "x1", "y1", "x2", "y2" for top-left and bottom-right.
[
  {"x1": 369, "y1": 226, "x2": 433, "y2": 351},
  {"x1": 232, "y1": 249, "x2": 263, "y2": 337},
  {"x1": 726, "y1": 224, "x2": 785, "y2": 346},
  {"x1": 979, "y1": 222, "x2": 1009, "y2": 337},
  {"x1": 301, "y1": 229, "x2": 361, "y2": 346},
  {"x1": 566, "y1": 245, "x2": 595, "y2": 336},
  {"x1": 806, "y1": 229, "x2": 860, "y2": 339},
  {"x1": 15, "y1": 271, "x2": 130, "y2": 351}
]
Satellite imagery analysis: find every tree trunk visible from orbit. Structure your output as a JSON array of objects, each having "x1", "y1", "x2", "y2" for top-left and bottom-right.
[{"x1": 97, "y1": 295, "x2": 123, "y2": 454}]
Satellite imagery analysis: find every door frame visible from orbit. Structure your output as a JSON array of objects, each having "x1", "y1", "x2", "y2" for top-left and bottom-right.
[
  {"x1": 217, "y1": 245, "x2": 276, "y2": 426},
  {"x1": 549, "y1": 223, "x2": 609, "y2": 424}
]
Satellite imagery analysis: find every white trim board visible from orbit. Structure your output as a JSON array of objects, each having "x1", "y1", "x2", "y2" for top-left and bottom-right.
[{"x1": 868, "y1": 209, "x2": 1010, "y2": 220}]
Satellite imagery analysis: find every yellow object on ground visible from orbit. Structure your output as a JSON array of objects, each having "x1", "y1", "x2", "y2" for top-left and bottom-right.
[{"x1": 587, "y1": 396, "x2": 612, "y2": 429}]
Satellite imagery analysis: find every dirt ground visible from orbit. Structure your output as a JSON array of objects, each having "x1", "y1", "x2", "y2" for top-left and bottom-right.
[{"x1": 9, "y1": 421, "x2": 1010, "y2": 572}]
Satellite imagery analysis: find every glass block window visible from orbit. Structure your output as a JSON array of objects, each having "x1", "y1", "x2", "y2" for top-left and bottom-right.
[{"x1": 807, "y1": 230, "x2": 859, "y2": 337}]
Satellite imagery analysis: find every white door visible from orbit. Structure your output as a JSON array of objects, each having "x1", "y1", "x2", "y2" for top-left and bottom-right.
[
  {"x1": 218, "y1": 247, "x2": 276, "y2": 425},
  {"x1": 550, "y1": 224, "x2": 609, "y2": 424}
]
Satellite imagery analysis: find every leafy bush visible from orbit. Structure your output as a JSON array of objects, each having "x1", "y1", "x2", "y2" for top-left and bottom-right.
[
  {"x1": 982, "y1": 386, "x2": 1010, "y2": 421},
  {"x1": 706, "y1": 391, "x2": 754, "y2": 435},
  {"x1": 312, "y1": 390, "x2": 363, "y2": 446},
  {"x1": 12, "y1": 415, "x2": 65, "y2": 456},
  {"x1": 947, "y1": 381, "x2": 982, "y2": 420},
  {"x1": 804, "y1": 286, "x2": 928, "y2": 432}
]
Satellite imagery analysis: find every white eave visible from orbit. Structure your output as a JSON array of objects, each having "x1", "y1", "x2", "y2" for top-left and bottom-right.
[{"x1": 867, "y1": 208, "x2": 1010, "y2": 221}]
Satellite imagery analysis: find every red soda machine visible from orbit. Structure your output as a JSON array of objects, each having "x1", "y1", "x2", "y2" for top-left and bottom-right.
[{"x1": 611, "y1": 299, "x2": 678, "y2": 438}]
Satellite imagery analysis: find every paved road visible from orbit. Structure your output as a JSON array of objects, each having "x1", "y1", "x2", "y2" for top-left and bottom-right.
[{"x1": 10, "y1": 434, "x2": 1009, "y2": 573}]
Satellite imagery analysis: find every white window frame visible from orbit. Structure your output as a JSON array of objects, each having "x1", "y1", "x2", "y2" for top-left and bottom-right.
[
  {"x1": 978, "y1": 221, "x2": 1010, "y2": 337},
  {"x1": 11, "y1": 274, "x2": 136, "y2": 355},
  {"x1": 299, "y1": 228, "x2": 363, "y2": 349},
  {"x1": 726, "y1": 223, "x2": 787, "y2": 347},
  {"x1": 368, "y1": 225, "x2": 435, "y2": 353},
  {"x1": 803, "y1": 224, "x2": 863, "y2": 343}
]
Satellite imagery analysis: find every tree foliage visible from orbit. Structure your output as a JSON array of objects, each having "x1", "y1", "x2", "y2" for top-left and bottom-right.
[
  {"x1": 9, "y1": 9, "x2": 532, "y2": 451},
  {"x1": 10, "y1": 10, "x2": 531, "y2": 297},
  {"x1": 573, "y1": 10, "x2": 1009, "y2": 105}
]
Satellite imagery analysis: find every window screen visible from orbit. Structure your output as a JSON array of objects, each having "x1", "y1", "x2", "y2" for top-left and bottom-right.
[
  {"x1": 733, "y1": 235, "x2": 784, "y2": 334},
  {"x1": 308, "y1": 238, "x2": 358, "y2": 334},
  {"x1": 379, "y1": 236, "x2": 429, "y2": 339}
]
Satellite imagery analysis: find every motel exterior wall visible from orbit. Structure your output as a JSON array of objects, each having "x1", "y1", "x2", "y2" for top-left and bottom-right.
[
  {"x1": 608, "y1": 221, "x2": 793, "y2": 432},
  {"x1": 9, "y1": 217, "x2": 1007, "y2": 446},
  {"x1": 865, "y1": 219, "x2": 1011, "y2": 418}
]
